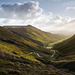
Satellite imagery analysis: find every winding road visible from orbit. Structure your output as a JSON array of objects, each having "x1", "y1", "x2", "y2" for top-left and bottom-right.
[
  {"x1": 51, "y1": 50, "x2": 55, "y2": 57},
  {"x1": 28, "y1": 50, "x2": 55, "y2": 58},
  {"x1": 28, "y1": 52, "x2": 43, "y2": 58},
  {"x1": 20, "y1": 50, "x2": 55, "y2": 58}
]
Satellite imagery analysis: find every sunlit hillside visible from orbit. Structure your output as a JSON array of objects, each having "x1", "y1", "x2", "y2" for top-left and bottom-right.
[{"x1": 4, "y1": 25, "x2": 66, "y2": 47}]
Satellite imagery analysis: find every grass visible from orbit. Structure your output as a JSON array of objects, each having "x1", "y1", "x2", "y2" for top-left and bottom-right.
[
  {"x1": 53, "y1": 34, "x2": 75, "y2": 56},
  {"x1": 45, "y1": 37, "x2": 75, "y2": 73},
  {"x1": 0, "y1": 51, "x2": 74, "y2": 75},
  {"x1": 0, "y1": 41, "x2": 20, "y2": 52},
  {"x1": 51, "y1": 59, "x2": 75, "y2": 72},
  {"x1": 4, "y1": 25, "x2": 66, "y2": 46},
  {"x1": 0, "y1": 26, "x2": 56, "y2": 61},
  {"x1": 0, "y1": 26, "x2": 75, "y2": 74},
  {"x1": 0, "y1": 40, "x2": 47, "y2": 62},
  {"x1": 46, "y1": 38, "x2": 68, "y2": 49},
  {"x1": 24, "y1": 55, "x2": 41, "y2": 62}
]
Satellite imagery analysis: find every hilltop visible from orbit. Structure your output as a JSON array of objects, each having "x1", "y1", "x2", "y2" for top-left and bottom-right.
[
  {"x1": 0, "y1": 26, "x2": 54, "y2": 60},
  {"x1": 4, "y1": 25, "x2": 65, "y2": 47}
]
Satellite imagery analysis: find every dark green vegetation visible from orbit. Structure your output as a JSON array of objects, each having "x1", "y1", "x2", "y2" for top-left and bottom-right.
[
  {"x1": 52, "y1": 34, "x2": 75, "y2": 72},
  {"x1": 0, "y1": 26, "x2": 53, "y2": 59},
  {"x1": 0, "y1": 51, "x2": 75, "y2": 75},
  {"x1": 0, "y1": 25, "x2": 75, "y2": 75},
  {"x1": 4, "y1": 25, "x2": 65, "y2": 47},
  {"x1": 46, "y1": 38, "x2": 67, "y2": 49},
  {"x1": 53, "y1": 34, "x2": 75, "y2": 56}
]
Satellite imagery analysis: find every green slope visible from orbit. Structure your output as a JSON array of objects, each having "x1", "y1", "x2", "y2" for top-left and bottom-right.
[
  {"x1": 0, "y1": 51, "x2": 74, "y2": 75},
  {"x1": 53, "y1": 34, "x2": 75, "y2": 56},
  {"x1": 51, "y1": 34, "x2": 75, "y2": 72},
  {"x1": 0, "y1": 26, "x2": 54, "y2": 61},
  {"x1": 4, "y1": 25, "x2": 65, "y2": 46},
  {"x1": 0, "y1": 26, "x2": 75, "y2": 74}
]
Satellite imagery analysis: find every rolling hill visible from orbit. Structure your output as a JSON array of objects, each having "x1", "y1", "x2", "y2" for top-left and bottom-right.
[{"x1": 4, "y1": 25, "x2": 65, "y2": 46}]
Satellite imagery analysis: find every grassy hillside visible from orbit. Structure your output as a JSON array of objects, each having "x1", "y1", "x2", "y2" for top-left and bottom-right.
[
  {"x1": 4, "y1": 25, "x2": 65, "y2": 46},
  {"x1": 53, "y1": 34, "x2": 75, "y2": 56},
  {"x1": 51, "y1": 34, "x2": 75, "y2": 72},
  {"x1": 0, "y1": 51, "x2": 75, "y2": 75},
  {"x1": 0, "y1": 26, "x2": 75, "y2": 74},
  {"x1": 0, "y1": 26, "x2": 54, "y2": 61}
]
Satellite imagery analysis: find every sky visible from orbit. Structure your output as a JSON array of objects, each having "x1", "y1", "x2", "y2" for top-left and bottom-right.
[{"x1": 0, "y1": 0, "x2": 75, "y2": 34}]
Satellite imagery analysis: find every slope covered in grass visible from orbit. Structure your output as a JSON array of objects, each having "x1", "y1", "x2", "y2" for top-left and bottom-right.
[
  {"x1": 1, "y1": 26, "x2": 75, "y2": 74},
  {"x1": 51, "y1": 34, "x2": 75, "y2": 72},
  {"x1": 4, "y1": 25, "x2": 65, "y2": 46},
  {"x1": 0, "y1": 26, "x2": 54, "y2": 61},
  {"x1": 53, "y1": 34, "x2": 75, "y2": 56},
  {"x1": 0, "y1": 51, "x2": 75, "y2": 75}
]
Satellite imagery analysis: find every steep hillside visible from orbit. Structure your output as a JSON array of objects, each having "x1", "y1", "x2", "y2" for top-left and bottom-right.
[
  {"x1": 0, "y1": 26, "x2": 53, "y2": 60},
  {"x1": 53, "y1": 34, "x2": 75, "y2": 56},
  {"x1": 4, "y1": 25, "x2": 65, "y2": 46},
  {"x1": 51, "y1": 34, "x2": 75, "y2": 72},
  {"x1": 0, "y1": 26, "x2": 75, "y2": 74}
]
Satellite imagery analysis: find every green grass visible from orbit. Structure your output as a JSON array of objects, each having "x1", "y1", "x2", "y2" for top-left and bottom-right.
[
  {"x1": 53, "y1": 34, "x2": 75, "y2": 57},
  {"x1": 0, "y1": 41, "x2": 20, "y2": 52},
  {"x1": 46, "y1": 38, "x2": 68, "y2": 49},
  {"x1": 0, "y1": 26, "x2": 75, "y2": 74},
  {"x1": 0, "y1": 26, "x2": 56, "y2": 62},
  {"x1": 0, "y1": 51, "x2": 74, "y2": 75},
  {"x1": 4, "y1": 25, "x2": 66, "y2": 46},
  {"x1": 24, "y1": 55, "x2": 41, "y2": 62}
]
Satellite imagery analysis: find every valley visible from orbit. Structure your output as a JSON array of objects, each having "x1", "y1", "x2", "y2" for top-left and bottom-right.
[{"x1": 0, "y1": 25, "x2": 75, "y2": 75}]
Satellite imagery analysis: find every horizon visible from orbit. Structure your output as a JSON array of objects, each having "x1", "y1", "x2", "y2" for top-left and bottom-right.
[
  {"x1": 3, "y1": 25, "x2": 74, "y2": 36},
  {"x1": 0, "y1": 0, "x2": 75, "y2": 34}
]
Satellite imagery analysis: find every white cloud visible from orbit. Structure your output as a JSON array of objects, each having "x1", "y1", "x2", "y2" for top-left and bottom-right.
[
  {"x1": 66, "y1": 7, "x2": 75, "y2": 10},
  {"x1": 0, "y1": 1, "x2": 75, "y2": 34},
  {"x1": 33, "y1": 15, "x2": 75, "y2": 34},
  {"x1": 3, "y1": 19, "x2": 16, "y2": 24},
  {"x1": 48, "y1": 12, "x2": 52, "y2": 16},
  {"x1": 0, "y1": 1, "x2": 43, "y2": 20}
]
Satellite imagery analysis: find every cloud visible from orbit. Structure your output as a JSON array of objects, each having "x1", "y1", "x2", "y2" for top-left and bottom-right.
[
  {"x1": 0, "y1": 1, "x2": 75, "y2": 34},
  {"x1": 3, "y1": 19, "x2": 16, "y2": 24},
  {"x1": 0, "y1": 1, "x2": 43, "y2": 20},
  {"x1": 66, "y1": 7, "x2": 75, "y2": 10},
  {"x1": 48, "y1": 12, "x2": 52, "y2": 16},
  {"x1": 65, "y1": 6, "x2": 75, "y2": 18},
  {"x1": 33, "y1": 15, "x2": 75, "y2": 34}
]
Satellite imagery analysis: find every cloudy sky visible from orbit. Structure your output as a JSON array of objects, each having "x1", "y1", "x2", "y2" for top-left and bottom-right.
[{"x1": 0, "y1": 0, "x2": 75, "y2": 34}]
